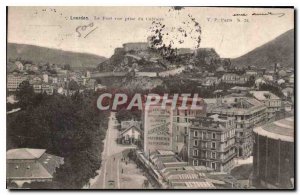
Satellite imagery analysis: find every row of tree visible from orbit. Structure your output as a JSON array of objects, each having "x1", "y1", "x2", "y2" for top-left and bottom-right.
[{"x1": 7, "y1": 81, "x2": 109, "y2": 189}]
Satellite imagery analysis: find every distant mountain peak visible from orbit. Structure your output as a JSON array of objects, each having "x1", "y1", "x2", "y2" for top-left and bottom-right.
[{"x1": 231, "y1": 29, "x2": 294, "y2": 69}]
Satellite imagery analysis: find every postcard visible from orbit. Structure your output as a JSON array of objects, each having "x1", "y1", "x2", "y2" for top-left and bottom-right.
[{"x1": 6, "y1": 6, "x2": 295, "y2": 190}]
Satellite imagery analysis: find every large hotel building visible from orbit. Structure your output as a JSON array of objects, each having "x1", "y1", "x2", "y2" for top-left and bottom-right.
[
  {"x1": 143, "y1": 95, "x2": 206, "y2": 158},
  {"x1": 204, "y1": 97, "x2": 267, "y2": 158},
  {"x1": 188, "y1": 114, "x2": 236, "y2": 172},
  {"x1": 143, "y1": 95, "x2": 269, "y2": 173}
]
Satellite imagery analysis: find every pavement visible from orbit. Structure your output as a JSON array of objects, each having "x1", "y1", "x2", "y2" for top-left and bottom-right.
[{"x1": 89, "y1": 112, "x2": 149, "y2": 189}]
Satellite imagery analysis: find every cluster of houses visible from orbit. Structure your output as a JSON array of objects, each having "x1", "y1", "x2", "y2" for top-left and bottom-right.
[
  {"x1": 187, "y1": 64, "x2": 294, "y2": 89},
  {"x1": 7, "y1": 60, "x2": 105, "y2": 96}
]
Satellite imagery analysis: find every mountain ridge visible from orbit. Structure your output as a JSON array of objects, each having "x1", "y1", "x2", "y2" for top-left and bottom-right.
[
  {"x1": 7, "y1": 43, "x2": 107, "y2": 68},
  {"x1": 231, "y1": 29, "x2": 294, "y2": 69}
]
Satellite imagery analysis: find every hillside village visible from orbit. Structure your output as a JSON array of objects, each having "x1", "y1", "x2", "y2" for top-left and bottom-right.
[{"x1": 7, "y1": 37, "x2": 294, "y2": 100}]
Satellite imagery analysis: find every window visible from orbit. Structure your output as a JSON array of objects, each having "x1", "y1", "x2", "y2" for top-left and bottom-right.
[
  {"x1": 194, "y1": 131, "x2": 198, "y2": 137},
  {"x1": 184, "y1": 127, "x2": 188, "y2": 135},
  {"x1": 211, "y1": 162, "x2": 216, "y2": 170},
  {"x1": 193, "y1": 160, "x2": 198, "y2": 166},
  {"x1": 211, "y1": 152, "x2": 216, "y2": 159},
  {"x1": 212, "y1": 133, "x2": 216, "y2": 139},
  {"x1": 194, "y1": 140, "x2": 198, "y2": 146},
  {"x1": 211, "y1": 142, "x2": 216, "y2": 149},
  {"x1": 193, "y1": 149, "x2": 199, "y2": 156}
]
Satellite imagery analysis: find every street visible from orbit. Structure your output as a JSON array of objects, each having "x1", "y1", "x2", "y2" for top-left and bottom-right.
[{"x1": 89, "y1": 112, "x2": 148, "y2": 189}]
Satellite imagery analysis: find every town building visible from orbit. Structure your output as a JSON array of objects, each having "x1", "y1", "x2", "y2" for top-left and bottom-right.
[
  {"x1": 172, "y1": 98, "x2": 206, "y2": 160},
  {"x1": 216, "y1": 66, "x2": 225, "y2": 73},
  {"x1": 85, "y1": 78, "x2": 96, "y2": 90},
  {"x1": 249, "y1": 91, "x2": 282, "y2": 121},
  {"x1": 263, "y1": 74, "x2": 273, "y2": 81},
  {"x1": 7, "y1": 74, "x2": 27, "y2": 92},
  {"x1": 136, "y1": 149, "x2": 217, "y2": 189},
  {"x1": 6, "y1": 148, "x2": 64, "y2": 188},
  {"x1": 15, "y1": 61, "x2": 24, "y2": 71},
  {"x1": 205, "y1": 97, "x2": 267, "y2": 158},
  {"x1": 52, "y1": 77, "x2": 58, "y2": 84},
  {"x1": 43, "y1": 73, "x2": 49, "y2": 83},
  {"x1": 143, "y1": 95, "x2": 206, "y2": 158},
  {"x1": 245, "y1": 70, "x2": 258, "y2": 76},
  {"x1": 121, "y1": 119, "x2": 142, "y2": 130},
  {"x1": 282, "y1": 87, "x2": 294, "y2": 100},
  {"x1": 188, "y1": 114, "x2": 236, "y2": 172},
  {"x1": 32, "y1": 82, "x2": 42, "y2": 93},
  {"x1": 253, "y1": 117, "x2": 294, "y2": 189},
  {"x1": 228, "y1": 86, "x2": 250, "y2": 95},
  {"x1": 221, "y1": 73, "x2": 249, "y2": 85},
  {"x1": 202, "y1": 77, "x2": 220, "y2": 87},
  {"x1": 41, "y1": 83, "x2": 54, "y2": 95},
  {"x1": 118, "y1": 125, "x2": 142, "y2": 145},
  {"x1": 283, "y1": 101, "x2": 293, "y2": 112},
  {"x1": 29, "y1": 76, "x2": 42, "y2": 84},
  {"x1": 255, "y1": 77, "x2": 266, "y2": 88},
  {"x1": 24, "y1": 63, "x2": 32, "y2": 71}
]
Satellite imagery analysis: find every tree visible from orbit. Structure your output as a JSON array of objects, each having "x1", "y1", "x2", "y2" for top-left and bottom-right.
[
  {"x1": 7, "y1": 91, "x2": 109, "y2": 189},
  {"x1": 68, "y1": 80, "x2": 80, "y2": 91},
  {"x1": 16, "y1": 81, "x2": 35, "y2": 109},
  {"x1": 116, "y1": 108, "x2": 141, "y2": 124},
  {"x1": 259, "y1": 83, "x2": 284, "y2": 98}
]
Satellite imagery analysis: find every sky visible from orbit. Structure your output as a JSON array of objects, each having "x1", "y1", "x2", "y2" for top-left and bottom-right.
[{"x1": 8, "y1": 6, "x2": 294, "y2": 58}]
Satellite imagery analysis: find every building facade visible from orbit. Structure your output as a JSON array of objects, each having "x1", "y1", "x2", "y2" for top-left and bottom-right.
[
  {"x1": 188, "y1": 115, "x2": 236, "y2": 172},
  {"x1": 143, "y1": 96, "x2": 206, "y2": 157},
  {"x1": 118, "y1": 125, "x2": 142, "y2": 145},
  {"x1": 250, "y1": 91, "x2": 282, "y2": 121},
  {"x1": 7, "y1": 74, "x2": 27, "y2": 92},
  {"x1": 221, "y1": 73, "x2": 249, "y2": 85},
  {"x1": 205, "y1": 97, "x2": 267, "y2": 158}
]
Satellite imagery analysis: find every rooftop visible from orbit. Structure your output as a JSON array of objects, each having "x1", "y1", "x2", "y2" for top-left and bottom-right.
[
  {"x1": 250, "y1": 91, "x2": 280, "y2": 100},
  {"x1": 205, "y1": 97, "x2": 266, "y2": 115},
  {"x1": 7, "y1": 148, "x2": 46, "y2": 160},
  {"x1": 7, "y1": 148, "x2": 64, "y2": 180},
  {"x1": 253, "y1": 117, "x2": 294, "y2": 142}
]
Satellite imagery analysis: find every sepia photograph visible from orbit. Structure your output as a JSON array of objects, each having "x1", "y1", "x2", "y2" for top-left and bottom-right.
[{"x1": 6, "y1": 6, "x2": 295, "y2": 190}]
